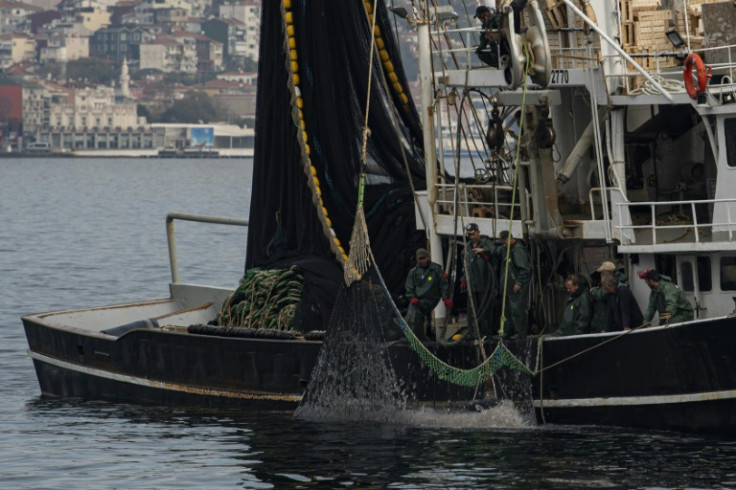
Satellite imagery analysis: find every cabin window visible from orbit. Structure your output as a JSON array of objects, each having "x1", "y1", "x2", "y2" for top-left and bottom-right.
[
  {"x1": 698, "y1": 256, "x2": 712, "y2": 292},
  {"x1": 720, "y1": 257, "x2": 736, "y2": 290},
  {"x1": 726, "y1": 118, "x2": 736, "y2": 167},
  {"x1": 681, "y1": 262, "x2": 694, "y2": 292}
]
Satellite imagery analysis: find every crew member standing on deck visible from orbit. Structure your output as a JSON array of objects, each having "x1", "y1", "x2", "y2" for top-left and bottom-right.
[
  {"x1": 639, "y1": 268, "x2": 694, "y2": 326},
  {"x1": 557, "y1": 274, "x2": 593, "y2": 336},
  {"x1": 460, "y1": 223, "x2": 497, "y2": 338},
  {"x1": 405, "y1": 248, "x2": 452, "y2": 340},
  {"x1": 602, "y1": 275, "x2": 643, "y2": 331},
  {"x1": 497, "y1": 230, "x2": 531, "y2": 339}
]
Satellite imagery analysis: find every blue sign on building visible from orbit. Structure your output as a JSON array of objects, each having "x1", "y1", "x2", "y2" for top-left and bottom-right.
[{"x1": 190, "y1": 127, "x2": 214, "y2": 149}]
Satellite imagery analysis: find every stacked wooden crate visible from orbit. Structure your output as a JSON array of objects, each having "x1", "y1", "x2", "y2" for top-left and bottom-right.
[
  {"x1": 620, "y1": 0, "x2": 719, "y2": 88},
  {"x1": 542, "y1": 0, "x2": 600, "y2": 69}
]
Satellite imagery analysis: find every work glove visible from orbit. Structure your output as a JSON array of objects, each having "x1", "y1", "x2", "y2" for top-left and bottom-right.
[
  {"x1": 443, "y1": 298, "x2": 454, "y2": 309},
  {"x1": 410, "y1": 297, "x2": 419, "y2": 305}
]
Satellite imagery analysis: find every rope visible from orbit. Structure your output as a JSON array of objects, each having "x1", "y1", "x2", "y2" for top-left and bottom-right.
[
  {"x1": 218, "y1": 267, "x2": 304, "y2": 331},
  {"x1": 629, "y1": 74, "x2": 687, "y2": 95},
  {"x1": 498, "y1": 43, "x2": 531, "y2": 337}
]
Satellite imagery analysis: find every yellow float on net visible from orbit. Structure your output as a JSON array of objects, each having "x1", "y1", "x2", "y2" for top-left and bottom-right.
[
  {"x1": 285, "y1": 11, "x2": 293, "y2": 24},
  {"x1": 373, "y1": 26, "x2": 381, "y2": 36},
  {"x1": 287, "y1": 25, "x2": 295, "y2": 37},
  {"x1": 379, "y1": 50, "x2": 389, "y2": 62},
  {"x1": 326, "y1": 217, "x2": 332, "y2": 227},
  {"x1": 290, "y1": 50, "x2": 297, "y2": 61},
  {"x1": 288, "y1": 37, "x2": 296, "y2": 49},
  {"x1": 291, "y1": 61, "x2": 299, "y2": 73},
  {"x1": 376, "y1": 38, "x2": 384, "y2": 49},
  {"x1": 314, "y1": 181, "x2": 321, "y2": 196},
  {"x1": 400, "y1": 93, "x2": 409, "y2": 104},
  {"x1": 302, "y1": 130, "x2": 308, "y2": 142},
  {"x1": 305, "y1": 143, "x2": 310, "y2": 155},
  {"x1": 322, "y1": 206, "x2": 329, "y2": 217},
  {"x1": 284, "y1": 0, "x2": 291, "y2": 8},
  {"x1": 300, "y1": 119, "x2": 306, "y2": 130},
  {"x1": 296, "y1": 97, "x2": 303, "y2": 109},
  {"x1": 384, "y1": 60, "x2": 394, "y2": 72},
  {"x1": 388, "y1": 72, "x2": 398, "y2": 83},
  {"x1": 310, "y1": 165, "x2": 317, "y2": 176}
]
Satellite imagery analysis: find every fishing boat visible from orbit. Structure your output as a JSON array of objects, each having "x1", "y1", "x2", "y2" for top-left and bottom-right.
[{"x1": 22, "y1": 0, "x2": 736, "y2": 433}]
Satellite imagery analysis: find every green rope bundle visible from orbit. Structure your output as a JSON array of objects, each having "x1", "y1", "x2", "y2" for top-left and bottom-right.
[{"x1": 218, "y1": 266, "x2": 304, "y2": 331}]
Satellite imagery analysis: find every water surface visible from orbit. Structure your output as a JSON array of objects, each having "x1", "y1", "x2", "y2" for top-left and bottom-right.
[{"x1": 2, "y1": 157, "x2": 736, "y2": 488}]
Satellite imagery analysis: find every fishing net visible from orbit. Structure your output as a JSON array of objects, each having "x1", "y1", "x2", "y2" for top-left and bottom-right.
[{"x1": 248, "y1": 0, "x2": 537, "y2": 414}]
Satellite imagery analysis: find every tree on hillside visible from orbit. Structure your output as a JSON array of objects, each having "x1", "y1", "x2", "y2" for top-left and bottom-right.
[
  {"x1": 159, "y1": 91, "x2": 221, "y2": 123},
  {"x1": 66, "y1": 58, "x2": 118, "y2": 85}
]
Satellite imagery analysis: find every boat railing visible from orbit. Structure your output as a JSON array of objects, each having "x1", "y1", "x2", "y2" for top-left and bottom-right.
[
  {"x1": 612, "y1": 198, "x2": 736, "y2": 246},
  {"x1": 166, "y1": 212, "x2": 249, "y2": 284},
  {"x1": 438, "y1": 26, "x2": 595, "y2": 73},
  {"x1": 600, "y1": 42, "x2": 736, "y2": 96},
  {"x1": 434, "y1": 182, "x2": 527, "y2": 223}
]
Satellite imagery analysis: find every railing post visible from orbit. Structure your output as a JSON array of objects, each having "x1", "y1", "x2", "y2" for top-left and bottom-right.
[
  {"x1": 651, "y1": 204, "x2": 657, "y2": 245},
  {"x1": 166, "y1": 212, "x2": 249, "y2": 285},
  {"x1": 692, "y1": 201, "x2": 699, "y2": 244}
]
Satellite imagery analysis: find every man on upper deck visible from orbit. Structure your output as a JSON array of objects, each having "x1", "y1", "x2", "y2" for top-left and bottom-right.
[{"x1": 474, "y1": 6, "x2": 502, "y2": 68}]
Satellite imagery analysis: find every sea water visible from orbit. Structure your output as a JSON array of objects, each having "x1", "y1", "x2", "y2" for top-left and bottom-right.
[{"x1": 3, "y1": 157, "x2": 736, "y2": 488}]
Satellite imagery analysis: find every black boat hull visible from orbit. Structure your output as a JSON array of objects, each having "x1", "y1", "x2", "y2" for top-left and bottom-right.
[
  {"x1": 533, "y1": 316, "x2": 736, "y2": 433},
  {"x1": 23, "y1": 317, "x2": 484, "y2": 409}
]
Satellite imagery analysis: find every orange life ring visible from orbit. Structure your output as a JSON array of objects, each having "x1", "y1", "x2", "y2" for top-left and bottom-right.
[{"x1": 683, "y1": 53, "x2": 711, "y2": 100}]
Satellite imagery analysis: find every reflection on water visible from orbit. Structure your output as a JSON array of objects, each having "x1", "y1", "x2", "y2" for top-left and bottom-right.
[
  {"x1": 14, "y1": 398, "x2": 736, "y2": 489},
  {"x1": 4, "y1": 159, "x2": 736, "y2": 488}
]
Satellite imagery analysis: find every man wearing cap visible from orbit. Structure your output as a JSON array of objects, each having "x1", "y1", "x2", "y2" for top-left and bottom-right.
[
  {"x1": 639, "y1": 268, "x2": 694, "y2": 326},
  {"x1": 405, "y1": 248, "x2": 452, "y2": 340},
  {"x1": 596, "y1": 260, "x2": 628, "y2": 284},
  {"x1": 474, "y1": 5, "x2": 502, "y2": 67},
  {"x1": 496, "y1": 230, "x2": 531, "y2": 338},
  {"x1": 460, "y1": 223, "x2": 497, "y2": 338}
]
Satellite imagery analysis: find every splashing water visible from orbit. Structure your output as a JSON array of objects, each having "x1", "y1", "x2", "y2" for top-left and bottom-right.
[{"x1": 296, "y1": 278, "x2": 408, "y2": 421}]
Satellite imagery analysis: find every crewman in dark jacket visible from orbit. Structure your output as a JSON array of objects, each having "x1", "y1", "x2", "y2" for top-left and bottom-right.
[
  {"x1": 460, "y1": 223, "x2": 497, "y2": 338},
  {"x1": 590, "y1": 260, "x2": 628, "y2": 331},
  {"x1": 639, "y1": 268, "x2": 694, "y2": 325},
  {"x1": 496, "y1": 230, "x2": 531, "y2": 338},
  {"x1": 558, "y1": 274, "x2": 593, "y2": 335},
  {"x1": 602, "y1": 275, "x2": 643, "y2": 331},
  {"x1": 474, "y1": 6, "x2": 502, "y2": 67},
  {"x1": 405, "y1": 248, "x2": 452, "y2": 340}
]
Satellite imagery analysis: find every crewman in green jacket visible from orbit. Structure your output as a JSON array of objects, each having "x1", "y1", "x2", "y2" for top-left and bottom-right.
[
  {"x1": 496, "y1": 230, "x2": 532, "y2": 339},
  {"x1": 558, "y1": 274, "x2": 593, "y2": 335},
  {"x1": 405, "y1": 248, "x2": 452, "y2": 340},
  {"x1": 639, "y1": 268, "x2": 694, "y2": 325},
  {"x1": 460, "y1": 223, "x2": 497, "y2": 338}
]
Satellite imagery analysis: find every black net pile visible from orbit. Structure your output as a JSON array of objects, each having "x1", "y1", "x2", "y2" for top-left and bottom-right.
[{"x1": 246, "y1": 0, "x2": 427, "y2": 329}]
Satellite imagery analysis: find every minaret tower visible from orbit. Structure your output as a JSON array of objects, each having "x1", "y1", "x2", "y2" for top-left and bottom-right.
[{"x1": 120, "y1": 57, "x2": 130, "y2": 98}]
